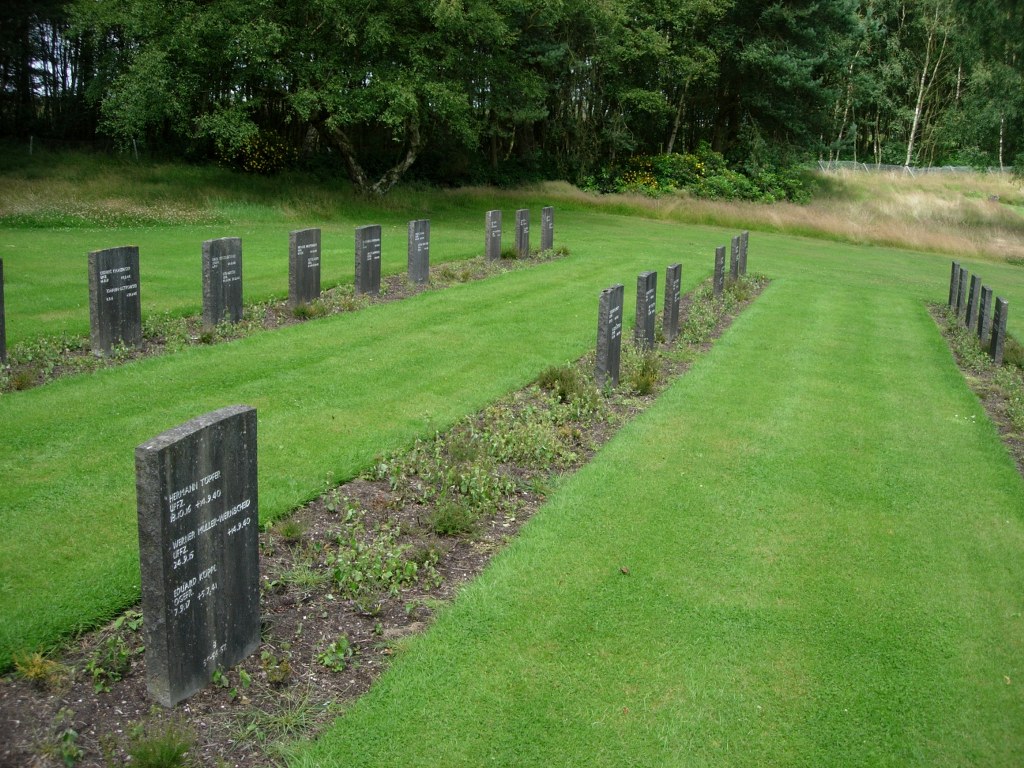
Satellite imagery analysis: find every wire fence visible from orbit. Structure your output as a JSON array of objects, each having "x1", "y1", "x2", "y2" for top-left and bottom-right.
[{"x1": 817, "y1": 160, "x2": 1012, "y2": 175}]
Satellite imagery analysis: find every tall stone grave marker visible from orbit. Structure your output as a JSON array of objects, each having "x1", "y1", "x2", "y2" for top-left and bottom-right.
[
  {"x1": 407, "y1": 219, "x2": 430, "y2": 284},
  {"x1": 965, "y1": 274, "x2": 982, "y2": 329},
  {"x1": 948, "y1": 261, "x2": 960, "y2": 307},
  {"x1": 541, "y1": 206, "x2": 554, "y2": 251},
  {"x1": 664, "y1": 263, "x2": 682, "y2": 343},
  {"x1": 288, "y1": 228, "x2": 321, "y2": 307},
  {"x1": 355, "y1": 225, "x2": 383, "y2": 296},
  {"x1": 978, "y1": 286, "x2": 993, "y2": 342},
  {"x1": 485, "y1": 210, "x2": 502, "y2": 261},
  {"x1": 714, "y1": 246, "x2": 726, "y2": 297},
  {"x1": 956, "y1": 267, "x2": 968, "y2": 316},
  {"x1": 990, "y1": 298, "x2": 1008, "y2": 365},
  {"x1": 730, "y1": 236, "x2": 740, "y2": 280},
  {"x1": 0, "y1": 258, "x2": 6, "y2": 364},
  {"x1": 89, "y1": 245, "x2": 142, "y2": 356},
  {"x1": 739, "y1": 231, "x2": 749, "y2": 275},
  {"x1": 635, "y1": 271, "x2": 657, "y2": 349},
  {"x1": 515, "y1": 209, "x2": 530, "y2": 258},
  {"x1": 135, "y1": 405, "x2": 260, "y2": 707},
  {"x1": 202, "y1": 237, "x2": 243, "y2": 328},
  {"x1": 596, "y1": 284, "x2": 624, "y2": 387}
]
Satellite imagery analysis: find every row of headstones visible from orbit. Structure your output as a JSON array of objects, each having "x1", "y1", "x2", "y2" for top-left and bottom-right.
[
  {"x1": 948, "y1": 261, "x2": 1010, "y2": 365},
  {"x1": 596, "y1": 232, "x2": 750, "y2": 386},
  {"x1": 0, "y1": 208, "x2": 555, "y2": 361},
  {"x1": 122, "y1": 208, "x2": 560, "y2": 707}
]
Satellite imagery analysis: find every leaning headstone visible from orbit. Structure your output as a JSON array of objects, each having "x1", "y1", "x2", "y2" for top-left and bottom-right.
[
  {"x1": 202, "y1": 237, "x2": 243, "y2": 328},
  {"x1": 739, "y1": 231, "x2": 749, "y2": 275},
  {"x1": 541, "y1": 206, "x2": 554, "y2": 251},
  {"x1": 288, "y1": 228, "x2": 321, "y2": 307},
  {"x1": 730, "y1": 236, "x2": 740, "y2": 280},
  {"x1": 635, "y1": 271, "x2": 657, "y2": 349},
  {"x1": 485, "y1": 210, "x2": 502, "y2": 261},
  {"x1": 664, "y1": 264, "x2": 682, "y2": 343},
  {"x1": 948, "y1": 261, "x2": 960, "y2": 307},
  {"x1": 714, "y1": 246, "x2": 726, "y2": 297},
  {"x1": 989, "y1": 298, "x2": 1008, "y2": 365},
  {"x1": 965, "y1": 274, "x2": 982, "y2": 329},
  {"x1": 0, "y1": 258, "x2": 6, "y2": 364},
  {"x1": 407, "y1": 219, "x2": 430, "y2": 284},
  {"x1": 596, "y1": 284, "x2": 624, "y2": 387},
  {"x1": 355, "y1": 225, "x2": 382, "y2": 296},
  {"x1": 135, "y1": 405, "x2": 260, "y2": 707},
  {"x1": 978, "y1": 286, "x2": 993, "y2": 342},
  {"x1": 956, "y1": 267, "x2": 968, "y2": 316},
  {"x1": 515, "y1": 209, "x2": 530, "y2": 258},
  {"x1": 88, "y1": 245, "x2": 142, "y2": 356}
]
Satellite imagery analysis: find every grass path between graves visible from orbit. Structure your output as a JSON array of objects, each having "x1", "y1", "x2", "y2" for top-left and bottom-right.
[{"x1": 289, "y1": 242, "x2": 1024, "y2": 766}]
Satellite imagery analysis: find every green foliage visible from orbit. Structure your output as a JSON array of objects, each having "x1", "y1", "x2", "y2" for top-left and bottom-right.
[
  {"x1": 316, "y1": 635, "x2": 356, "y2": 672},
  {"x1": 127, "y1": 719, "x2": 195, "y2": 768},
  {"x1": 85, "y1": 634, "x2": 136, "y2": 693},
  {"x1": 43, "y1": 709, "x2": 83, "y2": 767},
  {"x1": 260, "y1": 649, "x2": 292, "y2": 687},
  {"x1": 13, "y1": 651, "x2": 68, "y2": 689}
]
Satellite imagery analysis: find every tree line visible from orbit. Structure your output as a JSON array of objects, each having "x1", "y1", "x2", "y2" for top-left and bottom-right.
[{"x1": 1, "y1": 0, "x2": 1020, "y2": 194}]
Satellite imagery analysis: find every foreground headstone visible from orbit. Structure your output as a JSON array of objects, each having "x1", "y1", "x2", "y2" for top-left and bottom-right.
[
  {"x1": 135, "y1": 405, "x2": 260, "y2": 707},
  {"x1": 965, "y1": 275, "x2": 982, "y2": 329},
  {"x1": 739, "y1": 231, "x2": 749, "y2": 275},
  {"x1": 948, "y1": 261, "x2": 960, "y2": 307},
  {"x1": 664, "y1": 264, "x2": 681, "y2": 343},
  {"x1": 355, "y1": 225, "x2": 382, "y2": 295},
  {"x1": 0, "y1": 258, "x2": 6, "y2": 363},
  {"x1": 202, "y1": 238, "x2": 243, "y2": 328},
  {"x1": 990, "y1": 298, "x2": 1008, "y2": 365},
  {"x1": 596, "y1": 284, "x2": 624, "y2": 387},
  {"x1": 635, "y1": 271, "x2": 657, "y2": 349},
  {"x1": 485, "y1": 210, "x2": 502, "y2": 261},
  {"x1": 89, "y1": 245, "x2": 142, "y2": 356},
  {"x1": 730, "y1": 236, "x2": 740, "y2": 280},
  {"x1": 978, "y1": 286, "x2": 993, "y2": 342},
  {"x1": 955, "y1": 267, "x2": 968, "y2": 316},
  {"x1": 515, "y1": 209, "x2": 530, "y2": 258},
  {"x1": 408, "y1": 219, "x2": 430, "y2": 284},
  {"x1": 288, "y1": 228, "x2": 321, "y2": 307},
  {"x1": 541, "y1": 207, "x2": 554, "y2": 251},
  {"x1": 714, "y1": 246, "x2": 726, "y2": 297}
]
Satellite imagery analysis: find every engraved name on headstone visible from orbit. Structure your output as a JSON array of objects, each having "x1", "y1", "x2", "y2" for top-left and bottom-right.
[
  {"x1": 202, "y1": 237, "x2": 243, "y2": 328},
  {"x1": 355, "y1": 225, "x2": 383, "y2": 296},
  {"x1": 730, "y1": 236, "x2": 740, "y2": 280},
  {"x1": 635, "y1": 271, "x2": 657, "y2": 349},
  {"x1": 714, "y1": 246, "x2": 726, "y2": 297},
  {"x1": 978, "y1": 286, "x2": 993, "y2": 342},
  {"x1": 515, "y1": 209, "x2": 530, "y2": 258},
  {"x1": 596, "y1": 284, "x2": 624, "y2": 387},
  {"x1": 0, "y1": 258, "x2": 6, "y2": 364},
  {"x1": 407, "y1": 219, "x2": 430, "y2": 284},
  {"x1": 88, "y1": 245, "x2": 142, "y2": 356},
  {"x1": 948, "y1": 261, "x2": 960, "y2": 307},
  {"x1": 289, "y1": 228, "x2": 321, "y2": 307},
  {"x1": 664, "y1": 263, "x2": 682, "y2": 343},
  {"x1": 485, "y1": 210, "x2": 502, "y2": 261},
  {"x1": 956, "y1": 267, "x2": 968, "y2": 316},
  {"x1": 135, "y1": 405, "x2": 260, "y2": 707},
  {"x1": 739, "y1": 231, "x2": 749, "y2": 275},
  {"x1": 965, "y1": 274, "x2": 982, "y2": 329},
  {"x1": 541, "y1": 206, "x2": 554, "y2": 251},
  {"x1": 989, "y1": 298, "x2": 1008, "y2": 365}
]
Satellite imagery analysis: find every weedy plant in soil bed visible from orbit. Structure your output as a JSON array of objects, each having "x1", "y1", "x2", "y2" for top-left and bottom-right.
[{"x1": 0, "y1": 275, "x2": 765, "y2": 768}]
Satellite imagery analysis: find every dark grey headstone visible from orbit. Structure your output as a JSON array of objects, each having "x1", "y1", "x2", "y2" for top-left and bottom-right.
[
  {"x1": 407, "y1": 219, "x2": 430, "y2": 284},
  {"x1": 515, "y1": 209, "x2": 530, "y2": 258},
  {"x1": 355, "y1": 225, "x2": 382, "y2": 296},
  {"x1": 714, "y1": 246, "x2": 726, "y2": 297},
  {"x1": 978, "y1": 286, "x2": 993, "y2": 342},
  {"x1": 88, "y1": 245, "x2": 142, "y2": 356},
  {"x1": 635, "y1": 271, "x2": 657, "y2": 350},
  {"x1": 965, "y1": 274, "x2": 981, "y2": 329},
  {"x1": 739, "y1": 231, "x2": 749, "y2": 275},
  {"x1": 948, "y1": 261, "x2": 960, "y2": 307},
  {"x1": 541, "y1": 206, "x2": 554, "y2": 251},
  {"x1": 596, "y1": 284, "x2": 624, "y2": 387},
  {"x1": 956, "y1": 267, "x2": 968, "y2": 316},
  {"x1": 135, "y1": 405, "x2": 259, "y2": 707},
  {"x1": 288, "y1": 228, "x2": 321, "y2": 307},
  {"x1": 0, "y1": 258, "x2": 6, "y2": 364},
  {"x1": 664, "y1": 264, "x2": 682, "y2": 343},
  {"x1": 202, "y1": 238, "x2": 243, "y2": 328},
  {"x1": 730, "y1": 236, "x2": 740, "y2": 280},
  {"x1": 989, "y1": 298, "x2": 1008, "y2": 365},
  {"x1": 485, "y1": 210, "x2": 502, "y2": 261}
]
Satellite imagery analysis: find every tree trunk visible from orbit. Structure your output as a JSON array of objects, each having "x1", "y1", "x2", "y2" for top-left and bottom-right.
[
  {"x1": 666, "y1": 88, "x2": 687, "y2": 155},
  {"x1": 905, "y1": 8, "x2": 949, "y2": 168},
  {"x1": 317, "y1": 115, "x2": 422, "y2": 197}
]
